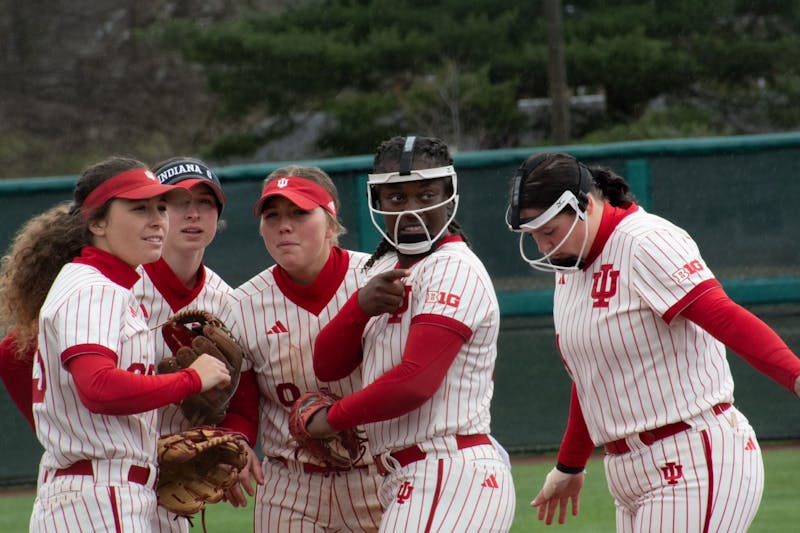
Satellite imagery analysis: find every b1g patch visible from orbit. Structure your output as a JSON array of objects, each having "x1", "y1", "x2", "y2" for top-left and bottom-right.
[
  {"x1": 426, "y1": 290, "x2": 461, "y2": 308},
  {"x1": 671, "y1": 260, "x2": 705, "y2": 284}
]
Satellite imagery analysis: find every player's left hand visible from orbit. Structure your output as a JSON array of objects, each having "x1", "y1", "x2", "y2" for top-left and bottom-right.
[
  {"x1": 306, "y1": 406, "x2": 336, "y2": 439},
  {"x1": 224, "y1": 442, "x2": 263, "y2": 508},
  {"x1": 530, "y1": 467, "x2": 585, "y2": 525},
  {"x1": 794, "y1": 375, "x2": 800, "y2": 397}
]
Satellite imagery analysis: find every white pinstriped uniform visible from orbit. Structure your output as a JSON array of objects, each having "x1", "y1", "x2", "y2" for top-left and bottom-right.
[
  {"x1": 134, "y1": 262, "x2": 232, "y2": 533},
  {"x1": 554, "y1": 207, "x2": 763, "y2": 532},
  {"x1": 31, "y1": 262, "x2": 159, "y2": 533},
  {"x1": 363, "y1": 241, "x2": 515, "y2": 533},
  {"x1": 221, "y1": 250, "x2": 383, "y2": 532}
]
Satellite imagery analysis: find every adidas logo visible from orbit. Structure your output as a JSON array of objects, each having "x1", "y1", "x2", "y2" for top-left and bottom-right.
[
  {"x1": 744, "y1": 437, "x2": 757, "y2": 451},
  {"x1": 481, "y1": 474, "x2": 499, "y2": 489},
  {"x1": 266, "y1": 321, "x2": 288, "y2": 335}
]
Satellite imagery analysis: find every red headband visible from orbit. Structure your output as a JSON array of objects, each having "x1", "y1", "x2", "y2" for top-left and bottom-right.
[
  {"x1": 80, "y1": 168, "x2": 186, "y2": 221},
  {"x1": 253, "y1": 176, "x2": 336, "y2": 217}
]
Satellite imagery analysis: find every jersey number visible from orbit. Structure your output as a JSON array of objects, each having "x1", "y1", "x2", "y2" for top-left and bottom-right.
[
  {"x1": 276, "y1": 382, "x2": 301, "y2": 407},
  {"x1": 127, "y1": 363, "x2": 156, "y2": 375},
  {"x1": 32, "y1": 350, "x2": 46, "y2": 403}
]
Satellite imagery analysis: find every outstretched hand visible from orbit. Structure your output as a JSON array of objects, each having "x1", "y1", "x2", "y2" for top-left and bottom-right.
[
  {"x1": 530, "y1": 467, "x2": 585, "y2": 525},
  {"x1": 358, "y1": 268, "x2": 411, "y2": 316}
]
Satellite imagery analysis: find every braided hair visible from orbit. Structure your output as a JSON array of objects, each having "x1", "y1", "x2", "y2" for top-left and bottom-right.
[{"x1": 364, "y1": 136, "x2": 471, "y2": 270}]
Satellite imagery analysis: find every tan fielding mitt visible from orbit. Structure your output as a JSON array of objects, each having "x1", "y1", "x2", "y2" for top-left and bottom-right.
[{"x1": 156, "y1": 426, "x2": 248, "y2": 517}]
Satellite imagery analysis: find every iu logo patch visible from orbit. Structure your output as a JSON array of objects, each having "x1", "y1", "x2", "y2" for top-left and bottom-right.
[
  {"x1": 396, "y1": 481, "x2": 414, "y2": 504},
  {"x1": 591, "y1": 264, "x2": 620, "y2": 308},
  {"x1": 277, "y1": 177, "x2": 289, "y2": 188},
  {"x1": 660, "y1": 462, "x2": 683, "y2": 485}
]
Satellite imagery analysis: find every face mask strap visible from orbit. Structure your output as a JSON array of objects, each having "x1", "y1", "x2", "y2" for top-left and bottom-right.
[
  {"x1": 507, "y1": 153, "x2": 550, "y2": 230},
  {"x1": 399, "y1": 136, "x2": 416, "y2": 175}
]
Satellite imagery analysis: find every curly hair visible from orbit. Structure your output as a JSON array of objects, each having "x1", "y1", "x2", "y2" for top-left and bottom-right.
[
  {"x1": 0, "y1": 203, "x2": 86, "y2": 354},
  {"x1": 365, "y1": 135, "x2": 469, "y2": 269},
  {"x1": 0, "y1": 156, "x2": 148, "y2": 354}
]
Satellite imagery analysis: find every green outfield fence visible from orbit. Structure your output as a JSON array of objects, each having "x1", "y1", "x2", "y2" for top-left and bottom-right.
[{"x1": 1, "y1": 133, "x2": 799, "y2": 484}]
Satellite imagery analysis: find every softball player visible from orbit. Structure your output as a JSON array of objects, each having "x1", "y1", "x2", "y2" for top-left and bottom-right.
[
  {"x1": 220, "y1": 166, "x2": 384, "y2": 532},
  {"x1": 310, "y1": 136, "x2": 516, "y2": 532},
  {"x1": 29, "y1": 157, "x2": 231, "y2": 532},
  {"x1": 505, "y1": 152, "x2": 800, "y2": 532},
  {"x1": 140, "y1": 157, "x2": 234, "y2": 532}
]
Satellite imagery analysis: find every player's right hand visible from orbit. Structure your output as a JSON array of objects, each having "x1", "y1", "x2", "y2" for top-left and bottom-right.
[
  {"x1": 190, "y1": 353, "x2": 231, "y2": 392},
  {"x1": 358, "y1": 268, "x2": 411, "y2": 316},
  {"x1": 530, "y1": 467, "x2": 585, "y2": 525}
]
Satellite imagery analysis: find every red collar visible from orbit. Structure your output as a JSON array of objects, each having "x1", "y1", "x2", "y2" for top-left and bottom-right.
[
  {"x1": 72, "y1": 246, "x2": 141, "y2": 289},
  {"x1": 582, "y1": 202, "x2": 639, "y2": 270},
  {"x1": 273, "y1": 247, "x2": 350, "y2": 315},
  {"x1": 143, "y1": 257, "x2": 205, "y2": 312}
]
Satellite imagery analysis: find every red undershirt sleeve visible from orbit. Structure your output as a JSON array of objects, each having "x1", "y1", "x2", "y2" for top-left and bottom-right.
[
  {"x1": 556, "y1": 383, "x2": 596, "y2": 469},
  {"x1": 314, "y1": 291, "x2": 370, "y2": 382},
  {"x1": 682, "y1": 286, "x2": 800, "y2": 393},
  {"x1": 67, "y1": 353, "x2": 201, "y2": 415},
  {"x1": 326, "y1": 318, "x2": 467, "y2": 431},
  {"x1": 0, "y1": 330, "x2": 36, "y2": 431},
  {"x1": 220, "y1": 369, "x2": 259, "y2": 446}
]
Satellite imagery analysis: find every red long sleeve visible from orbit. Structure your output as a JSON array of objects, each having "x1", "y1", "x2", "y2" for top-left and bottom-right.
[
  {"x1": 221, "y1": 369, "x2": 259, "y2": 446},
  {"x1": 67, "y1": 354, "x2": 201, "y2": 415},
  {"x1": 0, "y1": 330, "x2": 36, "y2": 430},
  {"x1": 556, "y1": 384, "x2": 596, "y2": 469},
  {"x1": 326, "y1": 319, "x2": 466, "y2": 430},
  {"x1": 313, "y1": 291, "x2": 370, "y2": 381},
  {"x1": 682, "y1": 286, "x2": 800, "y2": 393}
]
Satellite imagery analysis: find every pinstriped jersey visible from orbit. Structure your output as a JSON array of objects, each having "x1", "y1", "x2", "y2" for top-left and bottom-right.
[
  {"x1": 362, "y1": 238, "x2": 499, "y2": 454},
  {"x1": 34, "y1": 262, "x2": 157, "y2": 470},
  {"x1": 554, "y1": 205, "x2": 734, "y2": 445},
  {"x1": 221, "y1": 248, "x2": 371, "y2": 464},
  {"x1": 134, "y1": 260, "x2": 232, "y2": 435}
]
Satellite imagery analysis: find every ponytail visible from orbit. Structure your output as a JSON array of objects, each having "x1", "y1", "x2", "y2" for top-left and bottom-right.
[{"x1": 588, "y1": 166, "x2": 636, "y2": 207}]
